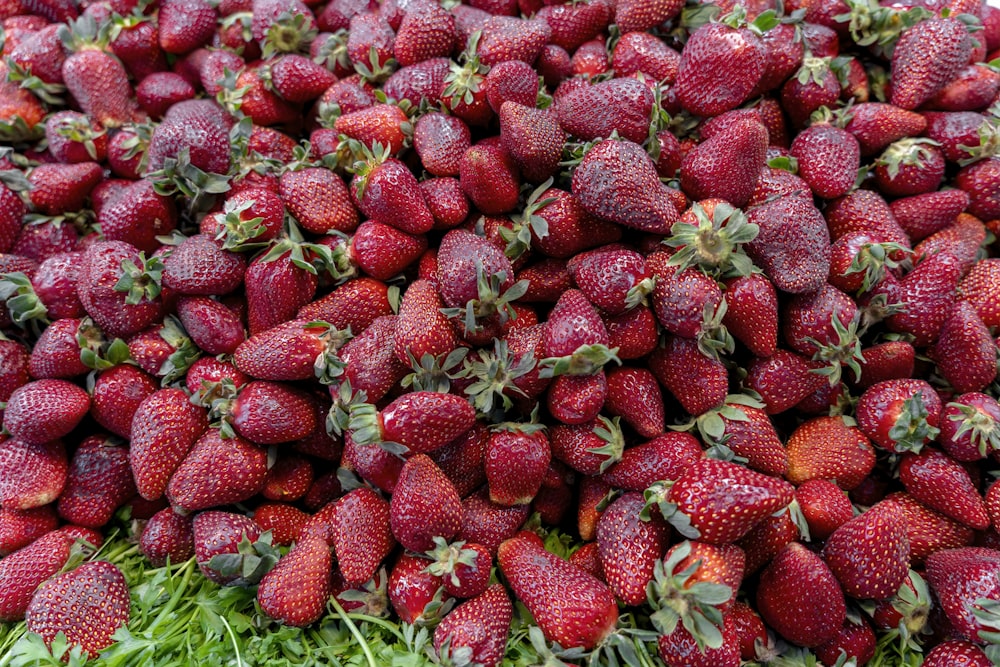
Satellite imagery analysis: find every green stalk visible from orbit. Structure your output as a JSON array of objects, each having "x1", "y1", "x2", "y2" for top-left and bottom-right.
[{"x1": 329, "y1": 597, "x2": 378, "y2": 667}]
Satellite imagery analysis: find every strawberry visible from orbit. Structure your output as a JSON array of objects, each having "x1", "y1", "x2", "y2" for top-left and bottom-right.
[
  {"x1": 475, "y1": 16, "x2": 550, "y2": 67},
  {"x1": 457, "y1": 488, "x2": 530, "y2": 556},
  {"x1": 498, "y1": 532, "x2": 619, "y2": 650},
  {"x1": 77, "y1": 240, "x2": 166, "y2": 339},
  {"x1": 136, "y1": 72, "x2": 197, "y2": 118},
  {"x1": 597, "y1": 492, "x2": 670, "y2": 606},
  {"x1": 129, "y1": 387, "x2": 209, "y2": 501},
  {"x1": 855, "y1": 378, "x2": 942, "y2": 453},
  {"x1": 324, "y1": 487, "x2": 395, "y2": 586},
  {"x1": 654, "y1": 458, "x2": 794, "y2": 545},
  {"x1": 297, "y1": 277, "x2": 392, "y2": 332},
  {"x1": 611, "y1": 31, "x2": 680, "y2": 81},
  {"x1": 884, "y1": 490, "x2": 976, "y2": 564},
  {"x1": 393, "y1": 3, "x2": 455, "y2": 66},
  {"x1": 192, "y1": 511, "x2": 273, "y2": 586},
  {"x1": 484, "y1": 424, "x2": 550, "y2": 506},
  {"x1": 253, "y1": 503, "x2": 310, "y2": 546},
  {"x1": 27, "y1": 162, "x2": 102, "y2": 216},
  {"x1": 3, "y1": 378, "x2": 90, "y2": 445},
  {"x1": 615, "y1": 0, "x2": 683, "y2": 33},
  {"x1": 673, "y1": 14, "x2": 768, "y2": 118},
  {"x1": 335, "y1": 103, "x2": 409, "y2": 155},
  {"x1": 146, "y1": 99, "x2": 233, "y2": 178},
  {"x1": 656, "y1": 619, "x2": 741, "y2": 667},
  {"x1": 873, "y1": 138, "x2": 946, "y2": 197},
  {"x1": 756, "y1": 542, "x2": 846, "y2": 647},
  {"x1": 424, "y1": 537, "x2": 491, "y2": 599},
  {"x1": 681, "y1": 116, "x2": 768, "y2": 208},
  {"x1": 814, "y1": 616, "x2": 876, "y2": 666},
  {"x1": 899, "y1": 447, "x2": 989, "y2": 531},
  {"x1": 433, "y1": 584, "x2": 512, "y2": 667},
  {"x1": 890, "y1": 16, "x2": 973, "y2": 110},
  {"x1": 0, "y1": 528, "x2": 80, "y2": 622},
  {"x1": 822, "y1": 501, "x2": 909, "y2": 600},
  {"x1": 957, "y1": 157, "x2": 1000, "y2": 222},
  {"x1": 175, "y1": 296, "x2": 245, "y2": 356},
  {"x1": 780, "y1": 57, "x2": 840, "y2": 129},
  {"x1": 0, "y1": 505, "x2": 58, "y2": 556},
  {"x1": 603, "y1": 366, "x2": 664, "y2": 438},
  {"x1": 59, "y1": 19, "x2": 138, "y2": 127},
  {"x1": 57, "y1": 435, "x2": 135, "y2": 528},
  {"x1": 393, "y1": 278, "x2": 458, "y2": 368},
  {"x1": 227, "y1": 380, "x2": 317, "y2": 444},
  {"x1": 98, "y1": 178, "x2": 178, "y2": 254},
  {"x1": 934, "y1": 301, "x2": 997, "y2": 395},
  {"x1": 789, "y1": 123, "x2": 861, "y2": 200},
  {"x1": 743, "y1": 349, "x2": 827, "y2": 415},
  {"x1": 348, "y1": 391, "x2": 476, "y2": 455},
  {"x1": 960, "y1": 259, "x2": 1000, "y2": 329},
  {"x1": 794, "y1": 479, "x2": 853, "y2": 542},
  {"x1": 939, "y1": 392, "x2": 1000, "y2": 462},
  {"x1": 258, "y1": 532, "x2": 333, "y2": 627},
  {"x1": 158, "y1": 0, "x2": 217, "y2": 54},
  {"x1": 333, "y1": 315, "x2": 407, "y2": 404},
  {"x1": 162, "y1": 234, "x2": 246, "y2": 296},
  {"x1": 571, "y1": 138, "x2": 679, "y2": 235},
  {"x1": 721, "y1": 273, "x2": 778, "y2": 357},
  {"x1": 413, "y1": 113, "x2": 471, "y2": 178},
  {"x1": 555, "y1": 78, "x2": 654, "y2": 145},
  {"x1": 926, "y1": 547, "x2": 1000, "y2": 643},
  {"x1": 745, "y1": 194, "x2": 831, "y2": 294},
  {"x1": 266, "y1": 54, "x2": 337, "y2": 103},
  {"x1": 600, "y1": 432, "x2": 701, "y2": 491},
  {"x1": 537, "y1": 1, "x2": 609, "y2": 52},
  {"x1": 25, "y1": 560, "x2": 130, "y2": 659},
  {"x1": 139, "y1": 507, "x2": 195, "y2": 567},
  {"x1": 0, "y1": 438, "x2": 67, "y2": 511},
  {"x1": 351, "y1": 148, "x2": 434, "y2": 235},
  {"x1": 388, "y1": 454, "x2": 462, "y2": 552},
  {"x1": 261, "y1": 455, "x2": 313, "y2": 502},
  {"x1": 498, "y1": 102, "x2": 564, "y2": 184},
  {"x1": 650, "y1": 335, "x2": 729, "y2": 417},
  {"x1": 388, "y1": 551, "x2": 452, "y2": 626},
  {"x1": 167, "y1": 429, "x2": 268, "y2": 513},
  {"x1": 785, "y1": 416, "x2": 876, "y2": 490},
  {"x1": 844, "y1": 102, "x2": 927, "y2": 157},
  {"x1": 885, "y1": 251, "x2": 962, "y2": 347},
  {"x1": 233, "y1": 319, "x2": 349, "y2": 383},
  {"x1": 688, "y1": 395, "x2": 788, "y2": 477},
  {"x1": 923, "y1": 641, "x2": 993, "y2": 667}
]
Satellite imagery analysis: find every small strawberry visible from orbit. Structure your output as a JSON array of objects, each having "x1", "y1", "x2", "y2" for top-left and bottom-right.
[
  {"x1": 600, "y1": 432, "x2": 702, "y2": 491},
  {"x1": 388, "y1": 551, "x2": 453, "y2": 626},
  {"x1": 223, "y1": 380, "x2": 316, "y2": 445},
  {"x1": 485, "y1": 423, "x2": 550, "y2": 506},
  {"x1": 0, "y1": 529, "x2": 77, "y2": 621},
  {"x1": 77, "y1": 240, "x2": 166, "y2": 340},
  {"x1": 457, "y1": 488, "x2": 531, "y2": 556},
  {"x1": 890, "y1": 16, "x2": 973, "y2": 110},
  {"x1": 756, "y1": 542, "x2": 846, "y2": 647},
  {"x1": 433, "y1": 584, "x2": 512, "y2": 667},
  {"x1": 722, "y1": 273, "x2": 778, "y2": 358},
  {"x1": 555, "y1": 77, "x2": 655, "y2": 145},
  {"x1": 348, "y1": 391, "x2": 476, "y2": 455},
  {"x1": 162, "y1": 234, "x2": 246, "y2": 297},
  {"x1": 192, "y1": 511, "x2": 273, "y2": 586},
  {"x1": 0, "y1": 438, "x2": 67, "y2": 511},
  {"x1": 899, "y1": 447, "x2": 990, "y2": 530},
  {"x1": 498, "y1": 532, "x2": 619, "y2": 650},
  {"x1": 424, "y1": 537, "x2": 492, "y2": 599},
  {"x1": 25, "y1": 560, "x2": 130, "y2": 659},
  {"x1": 785, "y1": 416, "x2": 875, "y2": 490},
  {"x1": 603, "y1": 366, "x2": 664, "y2": 438},
  {"x1": 789, "y1": 123, "x2": 861, "y2": 200},
  {"x1": 844, "y1": 102, "x2": 926, "y2": 157},
  {"x1": 685, "y1": 394, "x2": 788, "y2": 477},
  {"x1": 649, "y1": 335, "x2": 729, "y2": 417},
  {"x1": 923, "y1": 641, "x2": 993, "y2": 667},
  {"x1": 939, "y1": 392, "x2": 1000, "y2": 462},
  {"x1": 873, "y1": 138, "x2": 946, "y2": 197},
  {"x1": 139, "y1": 507, "x2": 195, "y2": 567},
  {"x1": 0, "y1": 505, "x2": 58, "y2": 556},
  {"x1": 934, "y1": 301, "x2": 997, "y2": 394},
  {"x1": 258, "y1": 532, "x2": 333, "y2": 627},
  {"x1": 743, "y1": 349, "x2": 827, "y2": 415}
]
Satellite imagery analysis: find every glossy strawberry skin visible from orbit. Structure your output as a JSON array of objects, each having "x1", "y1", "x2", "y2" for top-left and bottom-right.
[{"x1": 433, "y1": 584, "x2": 512, "y2": 667}]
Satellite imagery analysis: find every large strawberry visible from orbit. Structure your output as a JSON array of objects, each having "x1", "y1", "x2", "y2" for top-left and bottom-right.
[
  {"x1": 25, "y1": 560, "x2": 130, "y2": 659},
  {"x1": 498, "y1": 532, "x2": 619, "y2": 650},
  {"x1": 257, "y1": 532, "x2": 333, "y2": 627},
  {"x1": 389, "y1": 454, "x2": 463, "y2": 553},
  {"x1": 129, "y1": 388, "x2": 209, "y2": 501},
  {"x1": 822, "y1": 501, "x2": 910, "y2": 600},
  {"x1": 926, "y1": 547, "x2": 1000, "y2": 645},
  {"x1": 890, "y1": 16, "x2": 973, "y2": 111}
]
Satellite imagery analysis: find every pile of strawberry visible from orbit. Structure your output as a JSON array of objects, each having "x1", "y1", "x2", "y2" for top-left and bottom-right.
[{"x1": 0, "y1": 0, "x2": 999, "y2": 662}]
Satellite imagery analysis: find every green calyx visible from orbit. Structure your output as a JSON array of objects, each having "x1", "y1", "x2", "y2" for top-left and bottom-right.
[
  {"x1": 795, "y1": 56, "x2": 833, "y2": 87},
  {"x1": 0, "y1": 271, "x2": 48, "y2": 330},
  {"x1": 697, "y1": 297, "x2": 736, "y2": 360},
  {"x1": 440, "y1": 262, "x2": 530, "y2": 336},
  {"x1": 113, "y1": 252, "x2": 164, "y2": 306},
  {"x1": 500, "y1": 178, "x2": 555, "y2": 261},
  {"x1": 958, "y1": 118, "x2": 1000, "y2": 167},
  {"x1": 806, "y1": 311, "x2": 866, "y2": 387},
  {"x1": 462, "y1": 339, "x2": 532, "y2": 419},
  {"x1": 664, "y1": 202, "x2": 759, "y2": 279},
  {"x1": 308, "y1": 322, "x2": 352, "y2": 385},
  {"x1": 646, "y1": 540, "x2": 732, "y2": 652},
  {"x1": 146, "y1": 146, "x2": 231, "y2": 214},
  {"x1": 353, "y1": 44, "x2": 397, "y2": 84},
  {"x1": 586, "y1": 415, "x2": 626, "y2": 474},
  {"x1": 349, "y1": 141, "x2": 392, "y2": 204},
  {"x1": 538, "y1": 343, "x2": 621, "y2": 378},
  {"x1": 205, "y1": 530, "x2": 281, "y2": 587},
  {"x1": 887, "y1": 392, "x2": 940, "y2": 453},
  {"x1": 422, "y1": 537, "x2": 480, "y2": 589},
  {"x1": 156, "y1": 316, "x2": 201, "y2": 385},
  {"x1": 78, "y1": 322, "x2": 131, "y2": 372},
  {"x1": 875, "y1": 138, "x2": 941, "y2": 180},
  {"x1": 261, "y1": 11, "x2": 317, "y2": 59},
  {"x1": 4, "y1": 58, "x2": 66, "y2": 106},
  {"x1": 212, "y1": 198, "x2": 270, "y2": 252},
  {"x1": 442, "y1": 31, "x2": 489, "y2": 110},
  {"x1": 681, "y1": 392, "x2": 764, "y2": 444},
  {"x1": 833, "y1": 0, "x2": 933, "y2": 58},
  {"x1": 843, "y1": 241, "x2": 910, "y2": 295},
  {"x1": 948, "y1": 401, "x2": 1000, "y2": 457},
  {"x1": 402, "y1": 348, "x2": 469, "y2": 394}
]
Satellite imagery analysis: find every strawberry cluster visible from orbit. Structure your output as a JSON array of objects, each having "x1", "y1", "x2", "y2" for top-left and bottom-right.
[{"x1": 0, "y1": 0, "x2": 999, "y2": 663}]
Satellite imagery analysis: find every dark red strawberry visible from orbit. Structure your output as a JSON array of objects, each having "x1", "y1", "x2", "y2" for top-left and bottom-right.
[
  {"x1": 3, "y1": 378, "x2": 89, "y2": 445},
  {"x1": 388, "y1": 454, "x2": 463, "y2": 552},
  {"x1": 166, "y1": 429, "x2": 268, "y2": 513},
  {"x1": 681, "y1": 116, "x2": 768, "y2": 208},
  {"x1": 57, "y1": 435, "x2": 135, "y2": 528},
  {"x1": 745, "y1": 194, "x2": 831, "y2": 294},
  {"x1": 139, "y1": 507, "x2": 195, "y2": 567},
  {"x1": 926, "y1": 547, "x2": 1000, "y2": 642},
  {"x1": 433, "y1": 584, "x2": 512, "y2": 667},
  {"x1": 0, "y1": 505, "x2": 58, "y2": 556},
  {"x1": 890, "y1": 16, "x2": 973, "y2": 110},
  {"x1": 0, "y1": 438, "x2": 68, "y2": 511},
  {"x1": 856, "y1": 378, "x2": 942, "y2": 453},
  {"x1": 257, "y1": 532, "x2": 333, "y2": 627},
  {"x1": 597, "y1": 492, "x2": 670, "y2": 606},
  {"x1": 899, "y1": 448, "x2": 989, "y2": 530},
  {"x1": 129, "y1": 388, "x2": 209, "y2": 501},
  {"x1": 822, "y1": 501, "x2": 909, "y2": 600}
]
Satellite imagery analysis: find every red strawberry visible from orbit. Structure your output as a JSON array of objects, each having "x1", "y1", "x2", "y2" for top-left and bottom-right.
[
  {"x1": 192, "y1": 511, "x2": 272, "y2": 586},
  {"x1": 258, "y1": 532, "x2": 333, "y2": 627},
  {"x1": 77, "y1": 240, "x2": 166, "y2": 340},
  {"x1": 789, "y1": 123, "x2": 861, "y2": 200},
  {"x1": 615, "y1": 0, "x2": 682, "y2": 32},
  {"x1": 158, "y1": 0, "x2": 217, "y2": 54},
  {"x1": 0, "y1": 438, "x2": 67, "y2": 511},
  {"x1": 555, "y1": 78, "x2": 654, "y2": 145},
  {"x1": 844, "y1": 102, "x2": 926, "y2": 157},
  {"x1": 890, "y1": 16, "x2": 973, "y2": 110},
  {"x1": 0, "y1": 505, "x2": 58, "y2": 556},
  {"x1": 794, "y1": 479, "x2": 853, "y2": 542},
  {"x1": 484, "y1": 424, "x2": 550, "y2": 506},
  {"x1": 923, "y1": 641, "x2": 992, "y2": 666},
  {"x1": 0, "y1": 529, "x2": 79, "y2": 621},
  {"x1": 939, "y1": 392, "x2": 1000, "y2": 462},
  {"x1": 822, "y1": 501, "x2": 909, "y2": 599},
  {"x1": 884, "y1": 492, "x2": 974, "y2": 565},
  {"x1": 388, "y1": 551, "x2": 452, "y2": 625},
  {"x1": 324, "y1": 488, "x2": 395, "y2": 586},
  {"x1": 162, "y1": 234, "x2": 246, "y2": 297},
  {"x1": 129, "y1": 388, "x2": 209, "y2": 501},
  {"x1": 597, "y1": 492, "x2": 670, "y2": 606},
  {"x1": 855, "y1": 378, "x2": 942, "y2": 453},
  {"x1": 413, "y1": 113, "x2": 471, "y2": 178},
  {"x1": 673, "y1": 16, "x2": 767, "y2": 117},
  {"x1": 98, "y1": 179, "x2": 178, "y2": 254},
  {"x1": 25, "y1": 560, "x2": 130, "y2": 659},
  {"x1": 681, "y1": 116, "x2": 768, "y2": 208},
  {"x1": 926, "y1": 547, "x2": 1000, "y2": 642},
  {"x1": 934, "y1": 301, "x2": 997, "y2": 394},
  {"x1": 389, "y1": 454, "x2": 463, "y2": 552},
  {"x1": 57, "y1": 435, "x2": 135, "y2": 528},
  {"x1": 899, "y1": 447, "x2": 989, "y2": 530},
  {"x1": 498, "y1": 102, "x2": 564, "y2": 184},
  {"x1": 600, "y1": 432, "x2": 702, "y2": 491},
  {"x1": 3, "y1": 378, "x2": 89, "y2": 445},
  {"x1": 393, "y1": 3, "x2": 455, "y2": 66},
  {"x1": 571, "y1": 139, "x2": 679, "y2": 234},
  {"x1": 745, "y1": 194, "x2": 831, "y2": 294},
  {"x1": 756, "y1": 542, "x2": 846, "y2": 647},
  {"x1": 167, "y1": 429, "x2": 268, "y2": 513},
  {"x1": 689, "y1": 395, "x2": 788, "y2": 477},
  {"x1": 656, "y1": 458, "x2": 794, "y2": 545},
  {"x1": 351, "y1": 149, "x2": 435, "y2": 236},
  {"x1": 498, "y1": 532, "x2": 618, "y2": 650},
  {"x1": 611, "y1": 31, "x2": 680, "y2": 81},
  {"x1": 278, "y1": 167, "x2": 359, "y2": 236},
  {"x1": 874, "y1": 138, "x2": 946, "y2": 197},
  {"x1": 139, "y1": 507, "x2": 195, "y2": 567},
  {"x1": 743, "y1": 349, "x2": 827, "y2": 415},
  {"x1": 650, "y1": 335, "x2": 729, "y2": 417},
  {"x1": 27, "y1": 162, "x2": 102, "y2": 216},
  {"x1": 233, "y1": 319, "x2": 350, "y2": 383},
  {"x1": 60, "y1": 27, "x2": 138, "y2": 127},
  {"x1": 226, "y1": 381, "x2": 316, "y2": 445},
  {"x1": 722, "y1": 273, "x2": 778, "y2": 357},
  {"x1": 433, "y1": 584, "x2": 512, "y2": 667},
  {"x1": 475, "y1": 16, "x2": 550, "y2": 67},
  {"x1": 424, "y1": 538, "x2": 491, "y2": 599},
  {"x1": 348, "y1": 391, "x2": 476, "y2": 455},
  {"x1": 603, "y1": 366, "x2": 664, "y2": 438},
  {"x1": 175, "y1": 296, "x2": 245, "y2": 356},
  {"x1": 656, "y1": 618, "x2": 741, "y2": 667}
]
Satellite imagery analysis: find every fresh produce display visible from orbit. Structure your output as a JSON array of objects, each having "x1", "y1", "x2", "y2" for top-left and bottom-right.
[{"x1": 0, "y1": 0, "x2": 999, "y2": 662}]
